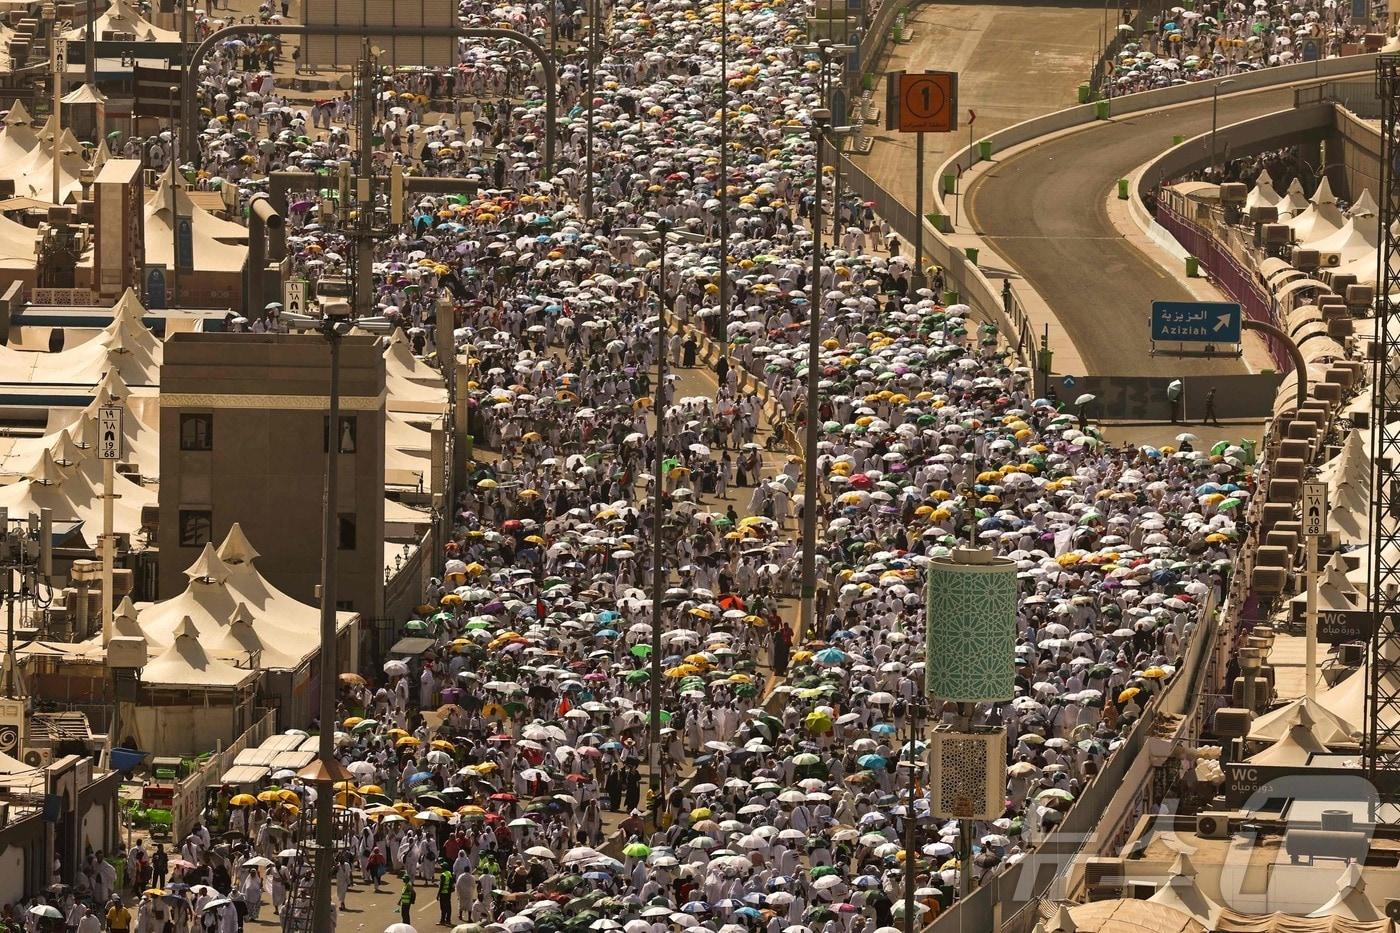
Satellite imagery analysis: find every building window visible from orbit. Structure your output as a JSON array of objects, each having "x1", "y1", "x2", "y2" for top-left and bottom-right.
[
  {"x1": 178, "y1": 509, "x2": 212, "y2": 547},
  {"x1": 338, "y1": 513, "x2": 356, "y2": 550},
  {"x1": 179, "y1": 413, "x2": 213, "y2": 451},
  {"x1": 324, "y1": 415, "x2": 357, "y2": 454}
]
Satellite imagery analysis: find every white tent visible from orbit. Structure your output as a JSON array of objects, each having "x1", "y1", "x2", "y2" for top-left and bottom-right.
[
  {"x1": 1246, "y1": 720, "x2": 1328, "y2": 765},
  {"x1": 1147, "y1": 854, "x2": 1222, "y2": 929},
  {"x1": 1276, "y1": 177, "x2": 1311, "y2": 219},
  {"x1": 1247, "y1": 695, "x2": 1359, "y2": 746},
  {"x1": 1308, "y1": 863, "x2": 1382, "y2": 921},
  {"x1": 1298, "y1": 189, "x2": 1379, "y2": 262},
  {"x1": 1284, "y1": 177, "x2": 1346, "y2": 243},
  {"x1": 144, "y1": 173, "x2": 248, "y2": 273},
  {"x1": 384, "y1": 330, "x2": 445, "y2": 389},
  {"x1": 3, "y1": 120, "x2": 87, "y2": 202},
  {"x1": 0, "y1": 101, "x2": 38, "y2": 167},
  {"x1": 64, "y1": 0, "x2": 179, "y2": 42},
  {"x1": 1244, "y1": 168, "x2": 1281, "y2": 213},
  {"x1": 139, "y1": 617, "x2": 255, "y2": 689},
  {"x1": 144, "y1": 176, "x2": 249, "y2": 242}
]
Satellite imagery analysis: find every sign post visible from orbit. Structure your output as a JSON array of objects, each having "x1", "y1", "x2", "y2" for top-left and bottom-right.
[
  {"x1": 283, "y1": 278, "x2": 308, "y2": 318},
  {"x1": 886, "y1": 70, "x2": 959, "y2": 286},
  {"x1": 97, "y1": 405, "x2": 124, "y2": 646},
  {"x1": 1149, "y1": 300, "x2": 1243, "y2": 351},
  {"x1": 1302, "y1": 481, "x2": 1328, "y2": 699}
]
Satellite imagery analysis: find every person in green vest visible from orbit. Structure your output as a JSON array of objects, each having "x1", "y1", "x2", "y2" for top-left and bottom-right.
[
  {"x1": 437, "y1": 860, "x2": 454, "y2": 926},
  {"x1": 398, "y1": 876, "x2": 416, "y2": 924}
]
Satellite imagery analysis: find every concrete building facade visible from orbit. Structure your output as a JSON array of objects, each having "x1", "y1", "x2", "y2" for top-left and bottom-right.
[{"x1": 157, "y1": 332, "x2": 386, "y2": 616}]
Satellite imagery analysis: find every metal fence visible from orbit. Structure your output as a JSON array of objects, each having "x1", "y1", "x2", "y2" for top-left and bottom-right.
[{"x1": 1296, "y1": 78, "x2": 1381, "y2": 118}]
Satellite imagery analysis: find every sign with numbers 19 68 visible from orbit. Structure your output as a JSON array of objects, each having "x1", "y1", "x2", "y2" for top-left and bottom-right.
[{"x1": 98, "y1": 406, "x2": 124, "y2": 461}]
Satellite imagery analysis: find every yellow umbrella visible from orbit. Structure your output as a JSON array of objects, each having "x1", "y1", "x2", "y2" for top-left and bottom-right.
[
  {"x1": 396, "y1": 736, "x2": 421, "y2": 747},
  {"x1": 229, "y1": 794, "x2": 257, "y2": 807},
  {"x1": 359, "y1": 784, "x2": 384, "y2": 795},
  {"x1": 256, "y1": 790, "x2": 282, "y2": 803}
]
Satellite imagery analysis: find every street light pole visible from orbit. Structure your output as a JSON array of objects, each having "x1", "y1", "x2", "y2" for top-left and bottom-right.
[
  {"x1": 311, "y1": 301, "x2": 349, "y2": 933},
  {"x1": 716, "y1": 0, "x2": 729, "y2": 358},
  {"x1": 584, "y1": 0, "x2": 598, "y2": 219},
  {"x1": 903, "y1": 700, "x2": 921, "y2": 933},
  {"x1": 799, "y1": 109, "x2": 830, "y2": 641},
  {"x1": 1209, "y1": 79, "x2": 1235, "y2": 178}
]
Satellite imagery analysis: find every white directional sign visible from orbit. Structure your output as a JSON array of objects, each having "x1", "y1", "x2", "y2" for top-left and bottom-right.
[
  {"x1": 98, "y1": 406, "x2": 124, "y2": 461},
  {"x1": 283, "y1": 279, "x2": 308, "y2": 317},
  {"x1": 1302, "y1": 481, "x2": 1328, "y2": 538}
]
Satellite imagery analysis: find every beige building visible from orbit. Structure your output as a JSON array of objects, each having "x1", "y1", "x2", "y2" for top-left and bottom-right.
[{"x1": 157, "y1": 332, "x2": 386, "y2": 617}]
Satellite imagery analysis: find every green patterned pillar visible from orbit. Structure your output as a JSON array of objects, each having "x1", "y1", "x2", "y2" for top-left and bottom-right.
[{"x1": 925, "y1": 551, "x2": 1017, "y2": 702}]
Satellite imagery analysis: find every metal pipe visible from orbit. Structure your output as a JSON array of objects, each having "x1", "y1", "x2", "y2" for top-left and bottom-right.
[
  {"x1": 355, "y1": 50, "x2": 375, "y2": 316},
  {"x1": 180, "y1": 25, "x2": 559, "y2": 177},
  {"x1": 1240, "y1": 318, "x2": 1307, "y2": 411},
  {"x1": 902, "y1": 700, "x2": 918, "y2": 933},
  {"x1": 1209, "y1": 79, "x2": 1235, "y2": 176},
  {"x1": 799, "y1": 112, "x2": 828, "y2": 641}
]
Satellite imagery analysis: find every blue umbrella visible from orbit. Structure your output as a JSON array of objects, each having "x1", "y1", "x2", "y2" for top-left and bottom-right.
[
  {"x1": 814, "y1": 647, "x2": 847, "y2": 666},
  {"x1": 857, "y1": 754, "x2": 888, "y2": 769},
  {"x1": 680, "y1": 902, "x2": 710, "y2": 914}
]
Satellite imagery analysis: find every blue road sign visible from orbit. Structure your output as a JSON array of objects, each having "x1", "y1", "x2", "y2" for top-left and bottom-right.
[
  {"x1": 1151, "y1": 300, "x2": 1241, "y2": 344},
  {"x1": 1062, "y1": 375, "x2": 1077, "y2": 389},
  {"x1": 175, "y1": 217, "x2": 194, "y2": 274}
]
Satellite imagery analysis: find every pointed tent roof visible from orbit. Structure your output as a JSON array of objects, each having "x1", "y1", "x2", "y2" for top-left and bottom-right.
[
  {"x1": 26, "y1": 448, "x2": 66, "y2": 486},
  {"x1": 113, "y1": 595, "x2": 144, "y2": 639},
  {"x1": 1247, "y1": 719, "x2": 1330, "y2": 765},
  {"x1": 1248, "y1": 694, "x2": 1359, "y2": 745},
  {"x1": 217, "y1": 523, "x2": 261, "y2": 565},
  {"x1": 1146, "y1": 853, "x2": 1222, "y2": 928},
  {"x1": 1286, "y1": 178, "x2": 1347, "y2": 242},
  {"x1": 1245, "y1": 168, "x2": 1281, "y2": 212},
  {"x1": 1308, "y1": 863, "x2": 1382, "y2": 921},
  {"x1": 184, "y1": 543, "x2": 231, "y2": 585},
  {"x1": 61, "y1": 84, "x2": 107, "y2": 106},
  {"x1": 64, "y1": 0, "x2": 179, "y2": 41},
  {"x1": 146, "y1": 171, "x2": 250, "y2": 243},
  {"x1": 139, "y1": 616, "x2": 256, "y2": 689},
  {"x1": 47, "y1": 430, "x2": 81, "y2": 467},
  {"x1": 1278, "y1": 177, "x2": 1311, "y2": 218}
]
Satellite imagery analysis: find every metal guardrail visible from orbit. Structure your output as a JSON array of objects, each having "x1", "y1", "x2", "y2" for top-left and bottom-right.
[{"x1": 1296, "y1": 77, "x2": 1381, "y2": 117}]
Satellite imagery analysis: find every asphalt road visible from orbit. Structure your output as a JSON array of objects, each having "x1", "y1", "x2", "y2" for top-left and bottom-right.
[
  {"x1": 863, "y1": 0, "x2": 1104, "y2": 211},
  {"x1": 965, "y1": 86, "x2": 1302, "y2": 377}
]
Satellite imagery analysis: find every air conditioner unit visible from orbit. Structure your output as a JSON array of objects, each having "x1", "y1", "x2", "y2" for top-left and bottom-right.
[
  {"x1": 1339, "y1": 642, "x2": 1366, "y2": 667},
  {"x1": 1125, "y1": 881, "x2": 1157, "y2": 900},
  {"x1": 1214, "y1": 707, "x2": 1254, "y2": 739},
  {"x1": 1197, "y1": 811, "x2": 1233, "y2": 839},
  {"x1": 929, "y1": 728, "x2": 1005, "y2": 821},
  {"x1": 22, "y1": 748, "x2": 51, "y2": 769},
  {"x1": 1082, "y1": 857, "x2": 1125, "y2": 901},
  {"x1": 1293, "y1": 248, "x2": 1321, "y2": 271},
  {"x1": 1250, "y1": 205, "x2": 1278, "y2": 224},
  {"x1": 1319, "y1": 252, "x2": 1343, "y2": 268},
  {"x1": 1263, "y1": 224, "x2": 1291, "y2": 246}
]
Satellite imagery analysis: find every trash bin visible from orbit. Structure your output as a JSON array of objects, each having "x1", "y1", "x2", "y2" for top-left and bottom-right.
[
  {"x1": 1095, "y1": 100, "x2": 1110, "y2": 120},
  {"x1": 1185, "y1": 256, "x2": 1199, "y2": 277},
  {"x1": 965, "y1": 247, "x2": 980, "y2": 264},
  {"x1": 943, "y1": 290, "x2": 960, "y2": 305},
  {"x1": 1117, "y1": 178, "x2": 1129, "y2": 200},
  {"x1": 1077, "y1": 84, "x2": 1091, "y2": 104},
  {"x1": 977, "y1": 139, "x2": 992, "y2": 161},
  {"x1": 927, "y1": 212, "x2": 946, "y2": 232},
  {"x1": 1173, "y1": 134, "x2": 1185, "y2": 146},
  {"x1": 465, "y1": 433, "x2": 474, "y2": 460},
  {"x1": 942, "y1": 173, "x2": 956, "y2": 195}
]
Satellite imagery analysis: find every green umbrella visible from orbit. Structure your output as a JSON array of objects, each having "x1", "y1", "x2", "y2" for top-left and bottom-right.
[{"x1": 622, "y1": 842, "x2": 651, "y2": 857}]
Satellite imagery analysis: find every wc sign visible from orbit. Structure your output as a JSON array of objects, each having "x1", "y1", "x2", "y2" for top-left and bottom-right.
[{"x1": 98, "y1": 406, "x2": 124, "y2": 461}]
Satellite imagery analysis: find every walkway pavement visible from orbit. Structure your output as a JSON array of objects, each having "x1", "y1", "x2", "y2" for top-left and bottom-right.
[{"x1": 861, "y1": 1, "x2": 1107, "y2": 212}]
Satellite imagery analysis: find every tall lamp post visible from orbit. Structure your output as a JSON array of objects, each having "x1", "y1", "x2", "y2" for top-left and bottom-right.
[
  {"x1": 797, "y1": 108, "x2": 853, "y2": 641},
  {"x1": 797, "y1": 41, "x2": 856, "y2": 244},
  {"x1": 716, "y1": 0, "x2": 730, "y2": 358},
  {"x1": 615, "y1": 219, "x2": 705, "y2": 828},
  {"x1": 583, "y1": 0, "x2": 602, "y2": 219},
  {"x1": 1209, "y1": 78, "x2": 1236, "y2": 178}
]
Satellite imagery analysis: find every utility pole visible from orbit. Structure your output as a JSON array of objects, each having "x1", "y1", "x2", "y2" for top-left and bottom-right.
[
  {"x1": 354, "y1": 44, "x2": 376, "y2": 316},
  {"x1": 583, "y1": 0, "x2": 598, "y2": 219},
  {"x1": 798, "y1": 109, "x2": 829, "y2": 641},
  {"x1": 716, "y1": 0, "x2": 728, "y2": 358}
]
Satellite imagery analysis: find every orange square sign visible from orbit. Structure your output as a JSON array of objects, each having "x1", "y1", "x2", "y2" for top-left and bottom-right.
[{"x1": 894, "y1": 71, "x2": 958, "y2": 133}]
